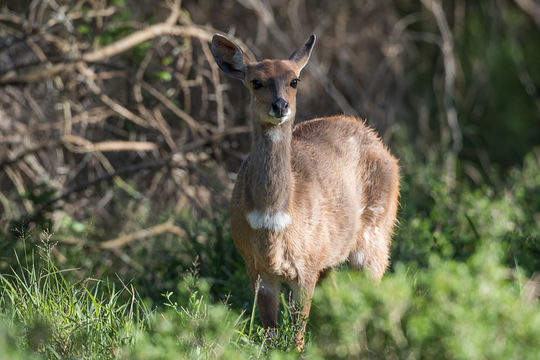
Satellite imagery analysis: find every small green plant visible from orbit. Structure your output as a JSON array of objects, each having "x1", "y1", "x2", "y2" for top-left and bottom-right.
[{"x1": 120, "y1": 266, "x2": 304, "y2": 359}]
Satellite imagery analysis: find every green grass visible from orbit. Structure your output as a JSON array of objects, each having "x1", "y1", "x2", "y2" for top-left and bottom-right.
[{"x1": 0, "y1": 234, "x2": 149, "y2": 359}]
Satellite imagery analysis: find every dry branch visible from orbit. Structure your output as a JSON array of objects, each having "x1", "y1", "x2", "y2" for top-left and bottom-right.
[
  {"x1": 82, "y1": 24, "x2": 213, "y2": 62},
  {"x1": 139, "y1": 80, "x2": 205, "y2": 136},
  {"x1": 76, "y1": 62, "x2": 151, "y2": 128},
  {"x1": 0, "y1": 63, "x2": 76, "y2": 84},
  {"x1": 99, "y1": 219, "x2": 186, "y2": 249},
  {"x1": 514, "y1": 0, "x2": 540, "y2": 26},
  {"x1": 63, "y1": 135, "x2": 158, "y2": 153},
  {"x1": 45, "y1": 6, "x2": 119, "y2": 29},
  {"x1": 421, "y1": 0, "x2": 462, "y2": 188},
  {"x1": 0, "y1": 140, "x2": 63, "y2": 170}
]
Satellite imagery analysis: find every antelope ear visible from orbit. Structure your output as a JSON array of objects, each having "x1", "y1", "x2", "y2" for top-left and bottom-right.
[
  {"x1": 211, "y1": 34, "x2": 248, "y2": 80},
  {"x1": 289, "y1": 34, "x2": 316, "y2": 73}
]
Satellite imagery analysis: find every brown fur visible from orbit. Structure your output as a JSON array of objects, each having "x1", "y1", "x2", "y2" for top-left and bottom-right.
[{"x1": 211, "y1": 34, "x2": 400, "y2": 349}]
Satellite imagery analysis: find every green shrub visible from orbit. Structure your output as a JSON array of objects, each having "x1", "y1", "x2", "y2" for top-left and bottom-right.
[
  {"x1": 309, "y1": 245, "x2": 540, "y2": 359},
  {"x1": 394, "y1": 148, "x2": 540, "y2": 275}
]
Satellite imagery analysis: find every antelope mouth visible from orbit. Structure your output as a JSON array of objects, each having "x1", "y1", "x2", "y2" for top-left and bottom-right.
[{"x1": 265, "y1": 111, "x2": 292, "y2": 126}]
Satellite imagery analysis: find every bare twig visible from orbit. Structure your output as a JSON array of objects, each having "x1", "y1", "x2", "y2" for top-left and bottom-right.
[
  {"x1": 152, "y1": 107, "x2": 177, "y2": 149},
  {"x1": 99, "y1": 218, "x2": 185, "y2": 249},
  {"x1": 0, "y1": 62, "x2": 77, "y2": 84},
  {"x1": 4, "y1": 165, "x2": 33, "y2": 213},
  {"x1": 514, "y1": 0, "x2": 540, "y2": 26},
  {"x1": 62, "y1": 134, "x2": 158, "y2": 153},
  {"x1": 165, "y1": 0, "x2": 182, "y2": 25},
  {"x1": 0, "y1": 11, "x2": 31, "y2": 28},
  {"x1": 0, "y1": 141, "x2": 63, "y2": 170},
  {"x1": 200, "y1": 39, "x2": 226, "y2": 131},
  {"x1": 45, "y1": 6, "x2": 118, "y2": 29},
  {"x1": 422, "y1": 0, "x2": 462, "y2": 188},
  {"x1": 139, "y1": 80, "x2": 205, "y2": 136},
  {"x1": 82, "y1": 23, "x2": 214, "y2": 62},
  {"x1": 76, "y1": 62, "x2": 151, "y2": 128}
]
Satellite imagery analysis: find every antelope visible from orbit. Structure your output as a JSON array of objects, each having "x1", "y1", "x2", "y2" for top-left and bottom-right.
[{"x1": 211, "y1": 33, "x2": 399, "y2": 349}]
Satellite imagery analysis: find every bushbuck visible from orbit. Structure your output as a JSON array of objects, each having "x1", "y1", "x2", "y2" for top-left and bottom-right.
[{"x1": 211, "y1": 33, "x2": 400, "y2": 349}]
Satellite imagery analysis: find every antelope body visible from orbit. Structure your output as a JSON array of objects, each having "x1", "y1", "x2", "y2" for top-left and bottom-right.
[{"x1": 211, "y1": 34, "x2": 399, "y2": 348}]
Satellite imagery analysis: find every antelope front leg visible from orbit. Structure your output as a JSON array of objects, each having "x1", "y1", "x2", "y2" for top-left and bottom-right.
[
  {"x1": 290, "y1": 279, "x2": 317, "y2": 351},
  {"x1": 254, "y1": 274, "x2": 280, "y2": 330}
]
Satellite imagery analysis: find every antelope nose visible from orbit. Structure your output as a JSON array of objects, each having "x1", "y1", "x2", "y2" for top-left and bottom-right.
[{"x1": 270, "y1": 98, "x2": 289, "y2": 118}]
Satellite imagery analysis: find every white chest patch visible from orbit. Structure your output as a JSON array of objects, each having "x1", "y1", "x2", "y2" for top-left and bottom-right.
[{"x1": 246, "y1": 210, "x2": 292, "y2": 232}]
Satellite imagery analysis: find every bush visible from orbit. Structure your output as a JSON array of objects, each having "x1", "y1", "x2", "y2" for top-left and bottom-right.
[
  {"x1": 309, "y1": 246, "x2": 540, "y2": 359},
  {"x1": 394, "y1": 148, "x2": 540, "y2": 275}
]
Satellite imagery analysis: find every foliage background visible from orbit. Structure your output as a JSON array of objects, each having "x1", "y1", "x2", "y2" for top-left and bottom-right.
[{"x1": 0, "y1": 0, "x2": 539, "y2": 358}]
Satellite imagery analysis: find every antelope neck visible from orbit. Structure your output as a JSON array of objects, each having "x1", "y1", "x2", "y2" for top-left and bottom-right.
[{"x1": 247, "y1": 118, "x2": 294, "y2": 217}]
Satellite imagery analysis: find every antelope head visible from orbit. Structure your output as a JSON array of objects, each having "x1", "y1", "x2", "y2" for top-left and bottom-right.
[{"x1": 211, "y1": 34, "x2": 316, "y2": 127}]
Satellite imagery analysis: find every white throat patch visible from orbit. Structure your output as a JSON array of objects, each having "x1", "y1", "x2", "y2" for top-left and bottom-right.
[
  {"x1": 265, "y1": 128, "x2": 284, "y2": 143},
  {"x1": 246, "y1": 210, "x2": 291, "y2": 232}
]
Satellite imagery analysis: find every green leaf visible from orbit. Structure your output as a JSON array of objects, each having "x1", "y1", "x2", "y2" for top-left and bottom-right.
[
  {"x1": 157, "y1": 71, "x2": 172, "y2": 81},
  {"x1": 77, "y1": 24, "x2": 89, "y2": 35}
]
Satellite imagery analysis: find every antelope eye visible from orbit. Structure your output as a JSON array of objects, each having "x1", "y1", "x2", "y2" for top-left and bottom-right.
[
  {"x1": 251, "y1": 80, "x2": 263, "y2": 90},
  {"x1": 290, "y1": 78, "x2": 300, "y2": 88}
]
